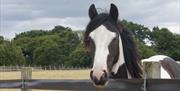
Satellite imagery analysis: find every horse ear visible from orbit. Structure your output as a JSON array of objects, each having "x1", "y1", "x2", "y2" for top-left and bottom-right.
[
  {"x1": 109, "y1": 3, "x2": 118, "y2": 21},
  {"x1": 89, "y1": 4, "x2": 98, "y2": 20}
]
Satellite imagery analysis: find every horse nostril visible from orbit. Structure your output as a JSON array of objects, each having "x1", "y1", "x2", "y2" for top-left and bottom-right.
[
  {"x1": 90, "y1": 71, "x2": 93, "y2": 79},
  {"x1": 103, "y1": 70, "x2": 106, "y2": 73},
  {"x1": 101, "y1": 70, "x2": 108, "y2": 81}
]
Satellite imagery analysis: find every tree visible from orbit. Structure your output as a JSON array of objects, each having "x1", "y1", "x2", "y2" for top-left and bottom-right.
[
  {"x1": 13, "y1": 25, "x2": 80, "y2": 66},
  {"x1": 135, "y1": 39, "x2": 156, "y2": 59},
  {"x1": 57, "y1": 30, "x2": 80, "y2": 56},
  {"x1": 151, "y1": 27, "x2": 175, "y2": 51},
  {"x1": 122, "y1": 20, "x2": 151, "y2": 44},
  {"x1": 151, "y1": 27, "x2": 180, "y2": 61},
  {"x1": 0, "y1": 36, "x2": 4, "y2": 44},
  {"x1": 10, "y1": 23, "x2": 179, "y2": 67},
  {"x1": 171, "y1": 35, "x2": 180, "y2": 61},
  {"x1": 33, "y1": 39, "x2": 65, "y2": 66},
  {"x1": 0, "y1": 41, "x2": 25, "y2": 65},
  {"x1": 12, "y1": 37, "x2": 33, "y2": 64},
  {"x1": 14, "y1": 30, "x2": 48, "y2": 40},
  {"x1": 65, "y1": 44, "x2": 91, "y2": 67},
  {"x1": 52, "y1": 25, "x2": 71, "y2": 34}
]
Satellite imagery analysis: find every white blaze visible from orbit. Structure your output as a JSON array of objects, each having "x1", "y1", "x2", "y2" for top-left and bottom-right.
[{"x1": 89, "y1": 25, "x2": 116, "y2": 80}]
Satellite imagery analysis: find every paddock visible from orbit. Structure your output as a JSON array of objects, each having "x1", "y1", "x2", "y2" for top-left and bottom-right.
[{"x1": 0, "y1": 61, "x2": 180, "y2": 91}]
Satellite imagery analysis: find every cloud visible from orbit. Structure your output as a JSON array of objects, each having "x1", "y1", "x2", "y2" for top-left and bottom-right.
[
  {"x1": 0, "y1": 0, "x2": 179, "y2": 39},
  {"x1": 0, "y1": 17, "x2": 89, "y2": 39},
  {"x1": 99, "y1": 0, "x2": 180, "y2": 34}
]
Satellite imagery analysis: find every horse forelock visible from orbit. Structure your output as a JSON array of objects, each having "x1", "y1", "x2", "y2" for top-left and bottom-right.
[{"x1": 84, "y1": 13, "x2": 109, "y2": 47}]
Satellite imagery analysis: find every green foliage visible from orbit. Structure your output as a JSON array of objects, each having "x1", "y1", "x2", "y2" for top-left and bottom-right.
[
  {"x1": 65, "y1": 44, "x2": 91, "y2": 67},
  {"x1": 150, "y1": 27, "x2": 180, "y2": 61},
  {"x1": 172, "y1": 35, "x2": 180, "y2": 60},
  {"x1": 122, "y1": 20, "x2": 157, "y2": 59},
  {"x1": 12, "y1": 37, "x2": 33, "y2": 64},
  {"x1": 0, "y1": 41, "x2": 25, "y2": 65},
  {"x1": 14, "y1": 30, "x2": 48, "y2": 40},
  {"x1": 13, "y1": 25, "x2": 80, "y2": 66},
  {"x1": 122, "y1": 20, "x2": 180, "y2": 61},
  {"x1": 151, "y1": 27, "x2": 176, "y2": 51},
  {"x1": 58, "y1": 30, "x2": 80, "y2": 56},
  {"x1": 1, "y1": 21, "x2": 180, "y2": 66},
  {"x1": 122, "y1": 20, "x2": 151, "y2": 44},
  {"x1": 0, "y1": 36, "x2": 4, "y2": 44},
  {"x1": 52, "y1": 25, "x2": 71, "y2": 33},
  {"x1": 33, "y1": 39, "x2": 64, "y2": 66},
  {"x1": 135, "y1": 39, "x2": 156, "y2": 59}
]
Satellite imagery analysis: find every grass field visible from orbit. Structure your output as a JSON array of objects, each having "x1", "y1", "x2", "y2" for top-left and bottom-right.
[
  {"x1": 0, "y1": 70, "x2": 90, "y2": 91},
  {"x1": 0, "y1": 70, "x2": 90, "y2": 80}
]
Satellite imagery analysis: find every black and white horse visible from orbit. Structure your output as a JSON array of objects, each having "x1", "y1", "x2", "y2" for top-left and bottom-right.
[
  {"x1": 84, "y1": 4, "x2": 142, "y2": 86},
  {"x1": 84, "y1": 3, "x2": 180, "y2": 86},
  {"x1": 142, "y1": 55, "x2": 180, "y2": 79}
]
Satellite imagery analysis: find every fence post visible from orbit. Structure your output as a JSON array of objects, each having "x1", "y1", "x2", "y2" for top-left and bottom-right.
[
  {"x1": 21, "y1": 67, "x2": 32, "y2": 91},
  {"x1": 143, "y1": 61, "x2": 161, "y2": 78}
]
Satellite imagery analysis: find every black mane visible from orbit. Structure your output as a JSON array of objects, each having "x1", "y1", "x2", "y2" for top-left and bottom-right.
[
  {"x1": 84, "y1": 13, "x2": 142, "y2": 78},
  {"x1": 118, "y1": 21, "x2": 142, "y2": 78}
]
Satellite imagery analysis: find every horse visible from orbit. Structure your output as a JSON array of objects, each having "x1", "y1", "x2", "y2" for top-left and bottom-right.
[
  {"x1": 84, "y1": 3, "x2": 180, "y2": 86},
  {"x1": 84, "y1": 3, "x2": 142, "y2": 86},
  {"x1": 142, "y1": 55, "x2": 180, "y2": 79}
]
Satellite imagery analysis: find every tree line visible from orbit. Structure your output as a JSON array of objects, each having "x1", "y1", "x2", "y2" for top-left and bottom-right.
[{"x1": 0, "y1": 20, "x2": 180, "y2": 67}]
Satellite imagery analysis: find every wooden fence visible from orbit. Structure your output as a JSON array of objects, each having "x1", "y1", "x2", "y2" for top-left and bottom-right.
[
  {"x1": 0, "y1": 65, "x2": 90, "y2": 72},
  {"x1": 0, "y1": 62, "x2": 180, "y2": 91},
  {"x1": 1, "y1": 79, "x2": 180, "y2": 91}
]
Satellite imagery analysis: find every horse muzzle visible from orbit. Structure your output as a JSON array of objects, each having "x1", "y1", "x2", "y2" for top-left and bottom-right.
[{"x1": 90, "y1": 70, "x2": 108, "y2": 86}]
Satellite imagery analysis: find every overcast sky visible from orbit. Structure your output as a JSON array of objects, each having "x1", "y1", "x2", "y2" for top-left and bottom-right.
[{"x1": 0, "y1": 0, "x2": 180, "y2": 39}]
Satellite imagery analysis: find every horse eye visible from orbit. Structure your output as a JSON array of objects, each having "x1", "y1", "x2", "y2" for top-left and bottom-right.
[{"x1": 113, "y1": 37, "x2": 117, "y2": 41}]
